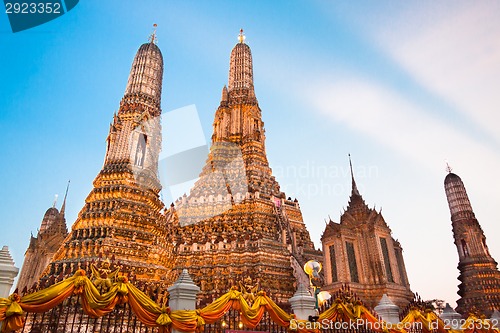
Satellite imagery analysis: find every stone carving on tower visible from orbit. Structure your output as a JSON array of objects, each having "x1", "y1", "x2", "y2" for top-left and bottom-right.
[
  {"x1": 321, "y1": 156, "x2": 413, "y2": 308},
  {"x1": 17, "y1": 188, "x2": 68, "y2": 293},
  {"x1": 40, "y1": 29, "x2": 172, "y2": 298},
  {"x1": 165, "y1": 30, "x2": 322, "y2": 304},
  {"x1": 444, "y1": 167, "x2": 500, "y2": 316}
]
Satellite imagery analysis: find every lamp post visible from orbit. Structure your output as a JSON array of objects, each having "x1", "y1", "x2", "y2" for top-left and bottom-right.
[{"x1": 303, "y1": 260, "x2": 322, "y2": 309}]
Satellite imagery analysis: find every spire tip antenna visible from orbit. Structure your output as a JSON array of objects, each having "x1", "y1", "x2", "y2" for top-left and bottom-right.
[
  {"x1": 445, "y1": 159, "x2": 453, "y2": 173},
  {"x1": 348, "y1": 154, "x2": 359, "y2": 195},
  {"x1": 149, "y1": 23, "x2": 158, "y2": 44},
  {"x1": 60, "y1": 180, "x2": 70, "y2": 214},
  {"x1": 238, "y1": 28, "x2": 246, "y2": 43},
  {"x1": 348, "y1": 154, "x2": 354, "y2": 179}
]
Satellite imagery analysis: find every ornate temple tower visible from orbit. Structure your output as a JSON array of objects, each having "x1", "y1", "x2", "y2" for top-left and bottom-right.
[
  {"x1": 444, "y1": 169, "x2": 500, "y2": 316},
  {"x1": 17, "y1": 191, "x2": 68, "y2": 293},
  {"x1": 321, "y1": 157, "x2": 413, "y2": 308},
  {"x1": 44, "y1": 31, "x2": 171, "y2": 290},
  {"x1": 165, "y1": 30, "x2": 322, "y2": 304}
]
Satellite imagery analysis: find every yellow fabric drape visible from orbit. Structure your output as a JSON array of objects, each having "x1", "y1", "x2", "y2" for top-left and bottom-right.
[
  {"x1": 2, "y1": 270, "x2": 500, "y2": 333},
  {"x1": 400, "y1": 309, "x2": 448, "y2": 333},
  {"x1": 0, "y1": 270, "x2": 87, "y2": 332},
  {"x1": 127, "y1": 282, "x2": 166, "y2": 327},
  {"x1": 319, "y1": 299, "x2": 355, "y2": 322},
  {"x1": 0, "y1": 294, "x2": 24, "y2": 333}
]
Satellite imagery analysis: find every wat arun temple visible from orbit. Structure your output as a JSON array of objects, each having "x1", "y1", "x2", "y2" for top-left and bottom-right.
[{"x1": 2, "y1": 29, "x2": 499, "y2": 332}]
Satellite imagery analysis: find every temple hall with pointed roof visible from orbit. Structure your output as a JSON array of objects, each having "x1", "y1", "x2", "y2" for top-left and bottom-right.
[
  {"x1": 321, "y1": 157, "x2": 413, "y2": 308},
  {"x1": 17, "y1": 188, "x2": 68, "y2": 293}
]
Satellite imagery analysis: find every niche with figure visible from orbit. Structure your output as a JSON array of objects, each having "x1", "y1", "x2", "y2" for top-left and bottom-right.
[{"x1": 134, "y1": 133, "x2": 147, "y2": 167}]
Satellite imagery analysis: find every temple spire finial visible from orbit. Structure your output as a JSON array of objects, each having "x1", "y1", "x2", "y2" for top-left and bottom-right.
[
  {"x1": 124, "y1": 24, "x2": 163, "y2": 102},
  {"x1": 60, "y1": 180, "x2": 70, "y2": 216},
  {"x1": 238, "y1": 28, "x2": 245, "y2": 44},
  {"x1": 349, "y1": 154, "x2": 360, "y2": 195},
  {"x1": 52, "y1": 194, "x2": 59, "y2": 208},
  {"x1": 228, "y1": 29, "x2": 254, "y2": 95},
  {"x1": 445, "y1": 160, "x2": 453, "y2": 173},
  {"x1": 149, "y1": 23, "x2": 158, "y2": 44}
]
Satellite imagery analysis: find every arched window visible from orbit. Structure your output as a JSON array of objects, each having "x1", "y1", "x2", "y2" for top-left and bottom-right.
[
  {"x1": 134, "y1": 133, "x2": 147, "y2": 167},
  {"x1": 329, "y1": 245, "x2": 338, "y2": 283},
  {"x1": 345, "y1": 241, "x2": 359, "y2": 283},
  {"x1": 461, "y1": 239, "x2": 469, "y2": 257},
  {"x1": 106, "y1": 138, "x2": 111, "y2": 157},
  {"x1": 254, "y1": 119, "x2": 259, "y2": 131},
  {"x1": 380, "y1": 237, "x2": 394, "y2": 282}
]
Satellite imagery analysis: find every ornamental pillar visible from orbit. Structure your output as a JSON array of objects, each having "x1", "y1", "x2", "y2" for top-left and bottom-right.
[
  {"x1": 374, "y1": 294, "x2": 400, "y2": 324},
  {"x1": 0, "y1": 246, "x2": 19, "y2": 298},
  {"x1": 289, "y1": 283, "x2": 316, "y2": 320},
  {"x1": 440, "y1": 303, "x2": 461, "y2": 329},
  {"x1": 168, "y1": 269, "x2": 200, "y2": 332}
]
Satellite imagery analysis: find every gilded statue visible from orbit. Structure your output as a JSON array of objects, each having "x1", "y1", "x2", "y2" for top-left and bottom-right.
[
  {"x1": 239, "y1": 276, "x2": 259, "y2": 304},
  {"x1": 90, "y1": 261, "x2": 120, "y2": 291}
]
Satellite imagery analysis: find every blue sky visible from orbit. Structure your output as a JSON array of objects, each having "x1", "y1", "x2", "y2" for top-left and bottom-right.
[{"x1": 1, "y1": 1, "x2": 500, "y2": 308}]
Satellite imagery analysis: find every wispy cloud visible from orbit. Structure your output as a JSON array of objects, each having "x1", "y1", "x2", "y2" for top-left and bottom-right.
[
  {"x1": 303, "y1": 77, "x2": 500, "y2": 174},
  {"x1": 371, "y1": 1, "x2": 500, "y2": 148}
]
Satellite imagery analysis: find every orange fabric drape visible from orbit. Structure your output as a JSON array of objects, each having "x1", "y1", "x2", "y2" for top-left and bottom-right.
[
  {"x1": 0, "y1": 294, "x2": 24, "y2": 333},
  {"x1": 127, "y1": 283, "x2": 164, "y2": 327},
  {"x1": 3, "y1": 269, "x2": 499, "y2": 333},
  {"x1": 20, "y1": 285, "x2": 75, "y2": 313}
]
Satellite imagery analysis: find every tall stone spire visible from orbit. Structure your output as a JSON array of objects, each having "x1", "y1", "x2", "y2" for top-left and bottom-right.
[
  {"x1": 445, "y1": 172, "x2": 474, "y2": 220},
  {"x1": 166, "y1": 31, "x2": 322, "y2": 303},
  {"x1": 228, "y1": 30, "x2": 253, "y2": 90},
  {"x1": 444, "y1": 170, "x2": 500, "y2": 316},
  {"x1": 44, "y1": 33, "x2": 171, "y2": 291},
  {"x1": 345, "y1": 156, "x2": 369, "y2": 218},
  {"x1": 227, "y1": 29, "x2": 257, "y2": 105},
  {"x1": 349, "y1": 154, "x2": 360, "y2": 196},
  {"x1": 59, "y1": 180, "x2": 70, "y2": 216},
  {"x1": 208, "y1": 30, "x2": 276, "y2": 195},
  {"x1": 103, "y1": 33, "x2": 163, "y2": 186},
  {"x1": 124, "y1": 26, "x2": 163, "y2": 104}
]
